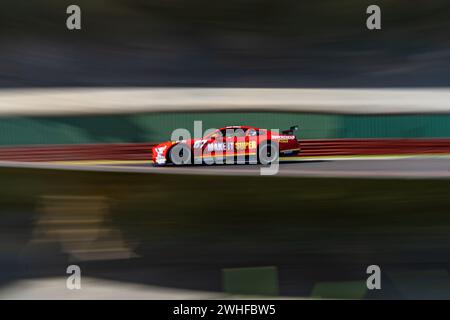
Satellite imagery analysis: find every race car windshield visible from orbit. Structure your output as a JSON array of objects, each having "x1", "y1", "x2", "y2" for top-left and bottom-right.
[
  {"x1": 206, "y1": 130, "x2": 223, "y2": 139},
  {"x1": 227, "y1": 129, "x2": 246, "y2": 137}
]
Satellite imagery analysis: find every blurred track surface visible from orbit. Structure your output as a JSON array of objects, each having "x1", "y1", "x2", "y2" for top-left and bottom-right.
[
  {"x1": 2, "y1": 159, "x2": 450, "y2": 299},
  {"x1": 106, "y1": 157, "x2": 450, "y2": 179},
  {"x1": 1, "y1": 156, "x2": 450, "y2": 179}
]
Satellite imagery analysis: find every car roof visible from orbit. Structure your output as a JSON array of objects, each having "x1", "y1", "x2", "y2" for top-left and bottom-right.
[{"x1": 222, "y1": 125, "x2": 260, "y2": 130}]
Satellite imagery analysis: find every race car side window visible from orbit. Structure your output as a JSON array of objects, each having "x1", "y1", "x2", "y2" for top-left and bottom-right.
[{"x1": 247, "y1": 128, "x2": 266, "y2": 137}]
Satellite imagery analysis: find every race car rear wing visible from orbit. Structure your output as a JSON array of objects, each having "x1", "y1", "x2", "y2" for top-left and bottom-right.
[{"x1": 282, "y1": 125, "x2": 299, "y2": 137}]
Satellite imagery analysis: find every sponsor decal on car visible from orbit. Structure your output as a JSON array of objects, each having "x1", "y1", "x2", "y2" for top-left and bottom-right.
[
  {"x1": 272, "y1": 135, "x2": 295, "y2": 140},
  {"x1": 206, "y1": 142, "x2": 234, "y2": 152},
  {"x1": 235, "y1": 141, "x2": 257, "y2": 150}
]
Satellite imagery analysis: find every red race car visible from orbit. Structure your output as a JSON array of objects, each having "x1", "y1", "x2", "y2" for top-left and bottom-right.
[{"x1": 152, "y1": 125, "x2": 300, "y2": 166}]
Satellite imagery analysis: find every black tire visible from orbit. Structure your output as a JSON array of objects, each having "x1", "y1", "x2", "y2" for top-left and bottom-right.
[
  {"x1": 168, "y1": 143, "x2": 193, "y2": 165},
  {"x1": 258, "y1": 141, "x2": 279, "y2": 165}
]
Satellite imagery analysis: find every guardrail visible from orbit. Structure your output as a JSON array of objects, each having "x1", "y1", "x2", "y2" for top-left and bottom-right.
[{"x1": 1, "y1": 138, "x2": 450, "y2": 162}]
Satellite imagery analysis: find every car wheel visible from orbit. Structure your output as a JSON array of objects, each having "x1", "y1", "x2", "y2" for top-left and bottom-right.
[
  {"x1": 168, "y1": 143, "x2": 193, "y2": 165},
  {"x1": 258, "y1": 141, "x2": 279, "y2": 164}
]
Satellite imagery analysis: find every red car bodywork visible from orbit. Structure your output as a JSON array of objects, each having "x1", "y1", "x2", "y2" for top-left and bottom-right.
[{"x1": 152, "y1": 126, "x2": 300, "y2": 165}]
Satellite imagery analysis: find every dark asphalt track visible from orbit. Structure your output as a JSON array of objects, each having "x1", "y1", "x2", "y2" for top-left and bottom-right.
[{"x1": 2, "y1": 157, "x2": 450, "y2": 298}]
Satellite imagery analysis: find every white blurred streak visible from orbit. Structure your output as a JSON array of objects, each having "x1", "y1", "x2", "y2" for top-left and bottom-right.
[
  {"x1": 0, "y1": 277, "x2": 225, "y2": 300},
  {"x1": 1, "y1": 88, "x2": 450, "y2": 116}
]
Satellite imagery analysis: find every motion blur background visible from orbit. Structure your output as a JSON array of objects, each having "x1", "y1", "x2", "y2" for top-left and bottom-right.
[
  {"x1": 1, "y1": 0, "x2": 450, "y2": 300},
  {"x1": 1, "y1": 0, "x2": 450, "y2": 87}
]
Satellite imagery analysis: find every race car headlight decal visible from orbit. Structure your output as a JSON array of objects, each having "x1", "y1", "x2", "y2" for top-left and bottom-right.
[{"x1": 154, "y1": 146, "x2": 167, "y2": 164}]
